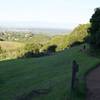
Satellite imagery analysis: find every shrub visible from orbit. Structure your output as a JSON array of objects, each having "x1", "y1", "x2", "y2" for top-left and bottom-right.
[{"x1": 47, "y1": 45, "x2": 57, "y2": 53}]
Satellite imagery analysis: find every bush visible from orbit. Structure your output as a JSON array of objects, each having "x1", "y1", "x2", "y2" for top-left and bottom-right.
[
  {"x1": 68, "y1": 24, "x2": 90, "y2": 47},
  {"x1": 70, "y1": 41, "x2": 84, "y2": 47},
  {"x1": 24, "y1": 43, "x2": 41, "y2": 54},
  {"x1": 47, "y1": 45, "x2": 57, "y2": 53}
]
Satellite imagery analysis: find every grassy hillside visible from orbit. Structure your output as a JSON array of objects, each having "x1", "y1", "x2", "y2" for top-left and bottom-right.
[
  {"x1": 0, "y1": 41, "x2": 24, "y2": 50},
  {"x1": 0, "y1": 41, "x2": 25, "y2": 60},
  {"x1": 0, "y1": 45, "x2": 99, "y2": 100},
  {"x1": 27, "y1": 34, "x2": 50, "y2": 44}
]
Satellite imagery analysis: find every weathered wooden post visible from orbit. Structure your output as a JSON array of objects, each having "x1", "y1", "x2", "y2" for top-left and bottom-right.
[
  {"x1": 71, "y1": 60, "x2": 79, "y2": 90},
  {"x1": 70, "y1": 60, "x2": 79, "y2": 99}
]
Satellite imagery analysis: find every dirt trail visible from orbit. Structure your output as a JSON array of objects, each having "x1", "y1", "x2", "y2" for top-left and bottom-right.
[{"x1": 86, "y1": 66, "x2": 100, "y2": 100}]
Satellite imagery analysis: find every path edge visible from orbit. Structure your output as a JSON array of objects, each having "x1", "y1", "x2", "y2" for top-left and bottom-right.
[{"x1": 84, "y1": 62, "x2": 100, "y2": 99}]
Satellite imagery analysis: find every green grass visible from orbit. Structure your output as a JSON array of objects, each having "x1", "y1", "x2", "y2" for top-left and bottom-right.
[{"x1": 0, "y1": 45, "x2": 99, "y2": 100}]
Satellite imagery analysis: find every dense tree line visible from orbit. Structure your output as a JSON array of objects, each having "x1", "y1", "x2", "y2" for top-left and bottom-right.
[{"x1": 87, "y1": 8, "x2": 100, "y2": 49}]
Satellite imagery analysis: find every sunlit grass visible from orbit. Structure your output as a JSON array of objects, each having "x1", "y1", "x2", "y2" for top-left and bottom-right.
[{"x1": 0, "y1": 41, "x2": 25, "y2": 50}]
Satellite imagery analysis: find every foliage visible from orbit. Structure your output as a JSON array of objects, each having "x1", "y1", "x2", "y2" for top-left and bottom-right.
[
  {"x1": 67, "y1": 24, "x2": 90, "y2": 47},
  {"x1": 41, "y1": 24, "x2": 89, "y2": 52},
  {"x1": 0, "y1": 31, "x2": 34, "y2": 41},
  {"x1": 23, "y1": 43, "x2": 42, "y2": 57},
  {"x1": 24, "y1": 43, "x2": 39, "y2": 53},
  {"x1": 41, "y1": 35, "x2": 69, "y2": 52},
  {"x1": 47, "y1": 45, "x2": 57, "y2": 53},
  {"x1": 87, "y1": 8, "x2": 100, "y2": 49},
  {"x1": 70, "y1": 41, "x2": 83, "y2": 47}
]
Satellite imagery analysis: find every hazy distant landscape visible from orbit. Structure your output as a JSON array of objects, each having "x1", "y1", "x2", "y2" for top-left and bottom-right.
[
  {"x1": 0, "y1": 27, "x2": 71, "y2": 36},
  {"x1": 0, "y1": 23, "x2": 89, "y2": 60}
]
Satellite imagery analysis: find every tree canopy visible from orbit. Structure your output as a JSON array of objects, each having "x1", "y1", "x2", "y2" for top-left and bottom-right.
[{"x1": 88, "y1": 8, "x2": 100, "y2": 48}]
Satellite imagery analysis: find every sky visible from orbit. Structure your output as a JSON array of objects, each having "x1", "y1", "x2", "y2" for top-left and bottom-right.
[{"x1": 0, "y1": 0, "x2": 99, "y2": 29}]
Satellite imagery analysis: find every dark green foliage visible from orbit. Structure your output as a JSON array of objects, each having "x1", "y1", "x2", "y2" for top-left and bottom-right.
[
  {"x1": 70, "y1": 41, "x2": 84, "y2": 47},
  {"x1": 24, "y1": 52, "x2": 50, "y2": 58},
  {"x1": 23, "y1": 43, "x2": 49, "y2": 57},
  {"x1": 24, "y1": 52, "x2": 35, "y2": 57},
  {"x1": 23, "y1": 43, "x2": 54, "y2": 58},
  {"x1": 47, "y1": 45, "x2": 57, "y2": 53},
  {"x1": 88, "y1": 8, "x2": 100, "y2": 48}
]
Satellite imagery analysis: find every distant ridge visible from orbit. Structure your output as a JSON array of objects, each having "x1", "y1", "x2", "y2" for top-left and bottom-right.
[{"x1": 0, "y1": 27, "x2": 72, "y2": 35}]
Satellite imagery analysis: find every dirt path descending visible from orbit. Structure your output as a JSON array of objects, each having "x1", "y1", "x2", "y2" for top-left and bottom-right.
[{"x1": 86, "y1": 66, "x2": 100, "y2": 100}]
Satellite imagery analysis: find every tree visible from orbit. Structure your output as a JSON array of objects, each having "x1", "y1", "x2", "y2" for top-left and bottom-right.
[
  {"x1": 88, "y1": 8, "x2": 100, "y2": 48},
  {"x1": 47, "y1": 45, "x2": 57, "y2": 53},
  {"x1": 68, "y1": 24, "x2": 90, "y2": 45},
  {"x1": 24, "y1": 43, "x2": 40, "y2": 53}
]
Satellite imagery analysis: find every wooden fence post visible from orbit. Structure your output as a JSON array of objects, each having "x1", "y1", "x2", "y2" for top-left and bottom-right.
[{"x1": 70, "y1": 60, "x2": 79, "y2": 100}]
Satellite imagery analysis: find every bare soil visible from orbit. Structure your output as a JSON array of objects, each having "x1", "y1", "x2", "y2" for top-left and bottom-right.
[{"x1": 86, "y1": 66, "x2": 100, "y2": 100}]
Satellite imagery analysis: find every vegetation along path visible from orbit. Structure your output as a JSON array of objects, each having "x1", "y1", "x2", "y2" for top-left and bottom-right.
[{"x1": 86, "y1": 66, "x2": 100, "y2": 100}]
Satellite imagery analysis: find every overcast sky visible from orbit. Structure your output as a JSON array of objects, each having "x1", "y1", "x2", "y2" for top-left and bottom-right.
[{"x1": 0, "y1": 0, "x2": 99, "y2": 29}]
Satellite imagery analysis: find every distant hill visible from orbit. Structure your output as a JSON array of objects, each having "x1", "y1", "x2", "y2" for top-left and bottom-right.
[
  {"x1": 31, "y1": 28, "x2": 71, "y2": 35},
  {"x1": 0, "y1": 27, "x2": 71, "y2": 36}
]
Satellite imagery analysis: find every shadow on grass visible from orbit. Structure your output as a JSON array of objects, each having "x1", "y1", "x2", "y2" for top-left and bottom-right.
[
  {"x1": 15, "y1": 88, "x2": 52, "y2": 100},
  {"x1": 0, "y1": 77, "x2": 5, "y2": 85}
]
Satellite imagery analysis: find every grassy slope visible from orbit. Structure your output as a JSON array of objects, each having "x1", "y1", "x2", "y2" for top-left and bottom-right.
[
  {"x1": 0, "y1": 45, "x2": 99, "y2": 100},
  {"x1": 0, "y1": 41, "x2": 25, "y2": 60},
  {"x1": 0, "y1": 41, "x2": 25, "y2": 50}
]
